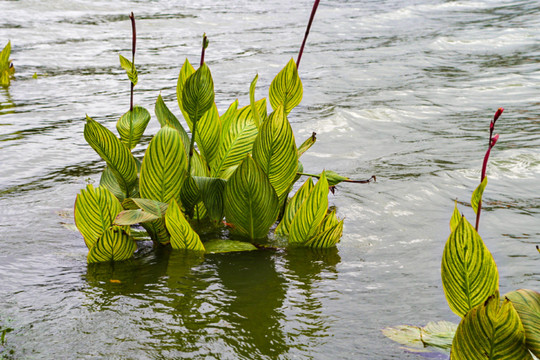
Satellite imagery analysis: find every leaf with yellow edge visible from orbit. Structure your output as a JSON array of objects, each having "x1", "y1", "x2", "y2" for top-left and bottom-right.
[{"x1": 165, "y1": 199, "x2": 205, "y2": 251}]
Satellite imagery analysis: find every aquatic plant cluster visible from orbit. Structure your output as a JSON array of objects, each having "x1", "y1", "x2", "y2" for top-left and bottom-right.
[
  {"x1": 384, "y1": 109, "x2": 540, "y2": 359},
  {"x1": 73, "y1": 9, "x2": 368, "y2": 263}
]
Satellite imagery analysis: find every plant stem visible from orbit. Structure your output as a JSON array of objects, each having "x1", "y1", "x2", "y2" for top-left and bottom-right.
[
  {"x1": 475, "y1": 108, "x2": 503, "y2": 231},
  {"x1": 200, "y1": 33, "x2": 208, "y2": 67},
  {"x1": 296, "y1": 0, "x2": 320, "y2": 70},
  {"x1": 129, "y1": 12, "x2": 136, "y2": 113}
]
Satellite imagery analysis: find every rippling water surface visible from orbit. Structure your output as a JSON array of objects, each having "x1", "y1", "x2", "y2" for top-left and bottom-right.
[{"x1": 0, "y1": 0, "x2": 538, "y2": 359}]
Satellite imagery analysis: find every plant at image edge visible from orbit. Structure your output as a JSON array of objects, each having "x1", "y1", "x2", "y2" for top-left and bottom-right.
[
  {"x1": 383, "y1": 109, "x2": 540, "y2": 359},
  {"x1": 0, "y1": 41, "x2": 15, "y2": 86},
  {"x1": 74, "y1": 8, "x2": 374, "y2": 263}
]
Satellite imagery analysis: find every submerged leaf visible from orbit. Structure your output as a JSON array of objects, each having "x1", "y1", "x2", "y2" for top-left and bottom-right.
[
  {"x1": 204, "y1": 239, "x2": 257, "y2": 254},
  {"x1": 382, "y1": 321, "x2": 458, "y2": 354}
]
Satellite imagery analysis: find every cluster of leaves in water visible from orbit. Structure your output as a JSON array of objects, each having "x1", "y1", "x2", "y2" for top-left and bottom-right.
[
  {"x1": 74, "y1": 11, "x2": 361, "y2": 264},
  {"x1": 0, "y1": 41, "x2": 15, "y2": 86},
  {"x1": 384, "y1": 109, "x2": 540, "y2": 359}
]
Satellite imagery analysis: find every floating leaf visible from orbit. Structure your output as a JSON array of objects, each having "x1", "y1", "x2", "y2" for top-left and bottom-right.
[
  {"x1": 224, "y1": 154, "x2": 279, "y2": 240},
  {"x1": 269, "y1": 58, "x2": 303, "y2": 114},
  {"x1": 165, "y1": 199, "x2": 204, "y2": 251},
  {"x1": 382, "y1": 321, "x2": 458, "y2": 355},
  {"x1": 116, "y1": 106, "x2": 151, "y2": 150},
  {"x1": 451, "y1": 291, "x2": 532, "y2": 360},
  {"x1": 204, "y1": 239, "x2": 257, "y2": 254},
  {"x1": 505, "y1": 289, "x2": 540, "y2": 357},
  {"x1": 441, "y1": 215, "x2": 499, "y2": 318}
]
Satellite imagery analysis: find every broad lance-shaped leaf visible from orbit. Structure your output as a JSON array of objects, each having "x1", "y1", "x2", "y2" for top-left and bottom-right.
[
  {"x1": 180, "y1": 174, "x2": 200, "y2": 218},
  {"x1": 288, "y1": 172, "x2": 329, "y2": 244},
  {"x1": 275, "y1": 177, "x2": 314, "y2": 236},
  {"x1": 194, "y1": 103, "x2": 221, "y2": 167},
  {"x1": 305, "y1": 210, "x2": 343, "y2": 249},
  {"x1": 450, "y1": 201, "x2": 461, "y2": 233},
  {"x1": 84, "y1": 116, "x2": 138, "y2": 198},
  {"x1": 224, "y1": 154, "x2": 279, "y2": 240},
  {"x1": 441, "y1": 215, "x2": 499, "y2": 318},
  {"x1": 204, "y1": 239, "x2": 257, "y2": 254},
  {"x1": 471, "y1": 176, "x2": 488, "y2": 215},
  {"x1": 269, "y1": 58, "x2": 303, "y2": 114},
  {"x1": 114, "y1": 198, "x2": 169, "y2": 226},
  {"x1": 155, "y1": 93, "x2": 190, "y2": 157},
  {"x1": 182, "y1": 62, "x2": 214, "y2": 128},
  {"x1": 119, "y1": 54, "x2": 138, "y2": 85},
  {"x1": 451, "y1": 291, "x2": 532, "y2": 360},
  {"x1": 165, "y1": 199, "x2": 204, "y2": 251},
  {"x1": 212, "y1": 100, "x2": 265, "y2": 177},
  {"x1": 139, "y1": 126, "x2": 187, "y2": 244},
  {"x1": 252, "y1": 105, "x2": 298, "y2": 204},
  {"x1": 87, "y1": 226, "x2": 137, "y2": 264},
  {"x1": 176, "y1": 58, "x2": 195, "y2": 128},
  {"x1": 74, "y1": 184, "x2": 128, "y2": 249},
  {"x1": 193, "y1": 176, "x2": 227, "y2": 223},
  {"x1": 116, "y1": 106, "x2": 151, "y2": 150},
  {"x1": 505, "y1": 289, "x2": 540, "y2": 357}
]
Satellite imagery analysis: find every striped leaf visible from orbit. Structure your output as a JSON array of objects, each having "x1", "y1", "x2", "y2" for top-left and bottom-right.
[
  {"x1": 182, "y1": 63, "x2": 215, "y2": 128},
  {"x1": 141, "y1": 220, "x2": 169, "y2": 245},
  {"x1": 114, "y1": 209, "x2": 159, "y2": 226},
  {"x1": 139, "y1": 126, "x2": 187, "y2": 204},
  {"x1": 298, "y1": 132, "x2": 316, "y2": 157},
  {"x1": 194, "y1": 103, "x2": 221, "y2": 167},
  {"x1": 190, "y1": 150, "x2": 210, "y2": 177},
  {"x1": 224, "y1": 154, "x2": 279, "y2": 240},
  {"x1": 382, "y1": 321, "x2": 458, "y2": 355},
  {"x1": 84, "y1": 115, "x2": 138, "y2": 198},
  {"x1": 87, "y1": 226, "x2": 137, "y2": 263},
  {"x1": 249, "y1": 74, "x2": 263, "y2": 128},
  {"x1": 275, "y1": 177, "x2": 314, "y2": 236},
  {"x1": 450, "y1": 201, "x2": 461, "y2": 232},
  {"x1": 155, "y1": 94, "x2": 190, "y2": 157},
  {"x1": 131, "y1": 198, "x2": 168, "y2": 216},
  {"x1": 99, "y1": 166, "x2": 126, "y2": 201},
  {"x1": 180, "y1": 174, "x2": 200, "y2": 218},
  {"x1": 176, "y1": 58, "x2": 195, "y2": 128},
  {"x1": 116, "y1": 106, "x2": 151, "y2": 150},
  {"x1": 269, "y1": 58, "x2": 303, "y2": 114},
  {"x1": 288, "y1": 172, "x2": 329, "y2": 244},
  {"x1": 74, "y1": 184, "x2": 127, "y2": 249},
  {"x1": 471, "y1": 176, "x2": 488, "y2": 215},
  {"x1": 252, "y1": 105, "x2": 298, "y2": 204},
  {"x1": 305, "y1": 209, "x2": 343, "y2": 248},
  {"x1": 441, "y1": 215, "x2": 499, "y2": 318},
  {"x1": 212, "y1": 101, "x2": 265, "y2": 177},
  {"x1": 505, "y1": 289, "x2": 540, "y2": 357},
  {"x1": 451, "y1": 291, "x2": 532, "y2": 360},
  {"x1": 119, "y1": 54, "x2": 138, "y2": 85},
  {"x1": 193, "y1": 176, "x2": 227, "y2": 223},
  {"x1": 165, "y1": 199, "x2": 205, "y2": 251}
]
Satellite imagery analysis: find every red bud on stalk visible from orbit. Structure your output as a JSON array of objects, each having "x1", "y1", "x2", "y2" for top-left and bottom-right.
[{"x1": 494, "y1": 107, "x2": 504, "y2": 122}]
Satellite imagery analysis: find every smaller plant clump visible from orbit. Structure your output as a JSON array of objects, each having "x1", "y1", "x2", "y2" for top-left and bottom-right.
[
  {"x1": 0, "y1": 41, "x2": 15, "y2": 86},
  {"x1": 383, "y1": 109, "x2": 540, "y2": 359},
  {"x1": 74, "y1": 8, "x2": 373, "y2": 263}
]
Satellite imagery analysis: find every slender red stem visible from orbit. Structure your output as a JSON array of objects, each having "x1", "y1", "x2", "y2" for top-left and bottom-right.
[
  {"x1": 129, "y1": 12, "x2": 136, "y2": 112},
  {"x1": 296, "y1": 0, "x2": 320, "y2": 69}
]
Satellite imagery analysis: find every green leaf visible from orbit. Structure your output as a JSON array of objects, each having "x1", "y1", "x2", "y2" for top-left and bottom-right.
[
  {"x1": 471, "y1": 176, "x2": 488, "y2": 215},
  {"x1": 450, "y1": 201, "x2": 461, "y2": 232},
  {"x1": 130, "y1": 198, "x2": 168, "y2": 216},
  {"x1": 204, "y1": 239, "x2": 257, "y2": 254},
  {"x1": 99, "y1": 166, "x2": 126, "y2": 201},
  {"x1": 212, "y1": 101, "x2": 263, "y2": 177},
  {"x1": 252, "y1": 105, "x2": 298, "y2": 204},
  {"x1": 288, "y1": 172, "x2": 329, "y2": 244},
  {"x1": 84, "y1": 116, "x2": 138, "y2": 198},
  {"x1": 322, "y1": 170, "x2": 350, "y2": 186},
  {"x1": 275, "y1": 177, "x2": 314, "y2": 236},
  {"x1": 119, "y1": 54, "x2": 138, "y2": 85},
  {"x1": 179, "y1": 174, "x2": 200, "y2": 218},
  {"x1": 165, "y1": 199, "x2": 205, "y2": 251},
  {"x1": 382, "y1": 321, "x2": 458, "y2": 355},
  {"x1": 269, "y1": 58, "x2": 303, "y2": 114},
  {"x1": 0, "y1": 41, "x2": 10, "y2": 70},
  {"x1": 224, "y1": 154, "x2": 279, "y2": 240},
  {"x1": 298, "y1": 132, "x2": 316, "y2": 157},
  {"x1": 451, "y1": 291, "x2": 532, "y2": 360},
  {"x1": 441, "y1": 215, "x2": 499, "y2": 318},
  {"x1": 182, "y1": 62, "x2": 215, "y2": 128},
  {"x1": 194, "y1": 103, "x2": 221, "y2": 167},
  {"x1": 116, "y1": 106, "x2": 151, "y2": 150},
  {"x1": 155, "y1": 93, "x2": 190, "y2": 157},
  {"x1": 176, "y1": 58, "x2": 196, "y2": 128},
  {"x1": 505, "y1": 289, "x2": 540, "y2": 357},
  {"x1": 114, "y1": 209, "x2": 159, "y2": 225},
  {"x1": 74, "y1": 184, "x2": 127, "y2": 249},
  {"x1": 193, "y1": 176, "x2": 227, "y2": 223},
  {"x1": 305, "y1": 210, "x2": 343, "y2": 248},
  {"x1": 139, "y1": 126, "x2": 187, "y2": 204},
  {"x1": 249, "y1": 74, "x2": 262, "y2": 128},
  {"x1": 87, "y1": 226, "x2": 137, "y2": 263}
]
